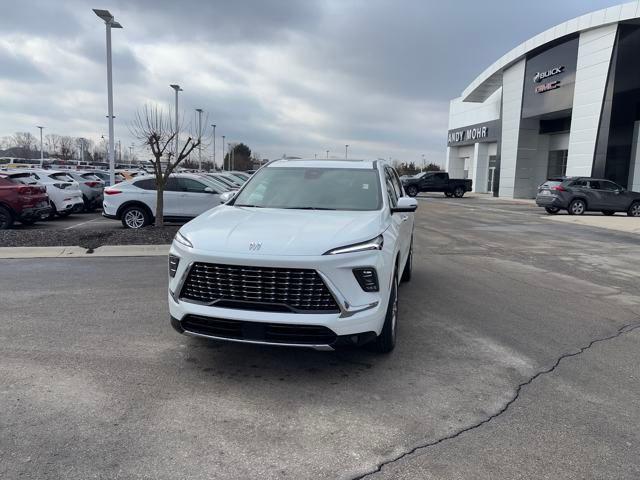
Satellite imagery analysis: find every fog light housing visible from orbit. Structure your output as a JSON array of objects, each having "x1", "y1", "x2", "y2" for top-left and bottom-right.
[
  {"x1": 168, "y1": 255, "x2": 180, "y2": 278},
  {"x1": 353, "y1": 268, "x2": 379, "y2": 292}
]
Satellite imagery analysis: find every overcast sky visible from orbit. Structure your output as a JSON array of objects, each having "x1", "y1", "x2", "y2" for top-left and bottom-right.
[{"x1": 0, "y1": 0, "x2": 624, "y2": 165}]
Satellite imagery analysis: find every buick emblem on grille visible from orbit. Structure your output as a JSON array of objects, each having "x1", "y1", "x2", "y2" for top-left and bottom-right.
[{"x1": 249, "y1": 242, "x2": 262, "y2": 251}]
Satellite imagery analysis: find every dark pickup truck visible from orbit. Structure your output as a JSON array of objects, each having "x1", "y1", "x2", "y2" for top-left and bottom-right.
[{"x1": 401, "y1": 172, "x2": 472, "y2": 198}]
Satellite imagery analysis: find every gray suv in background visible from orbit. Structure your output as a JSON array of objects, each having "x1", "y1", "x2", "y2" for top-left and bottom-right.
[{"x1": 536, "y1": 177, "x2": 640, "y2": 216}]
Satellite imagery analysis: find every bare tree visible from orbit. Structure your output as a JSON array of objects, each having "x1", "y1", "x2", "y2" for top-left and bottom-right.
[
  {"x1": 59, "y1": 136, "x2": 75, "y2": 161},
  {"x1": 131, "y1": 104, "x2": 205, "y2": 227},
  {"x1": 12, "y1": 132, "x2": 37, "y2": 158},
  {"x1": 45, "y1": 134, "x2": 61, "y2": 157}
]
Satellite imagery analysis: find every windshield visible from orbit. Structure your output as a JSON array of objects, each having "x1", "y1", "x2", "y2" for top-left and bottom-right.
[
  {"x1": 50, "y1": 172, "x2": 74, "y2": 182},
  {"x1": 7, "y1": 173, "x2": 38, "y2": 185},
  {"x1": 233, "y1": 167, "x2": 382, "y2": 211}
]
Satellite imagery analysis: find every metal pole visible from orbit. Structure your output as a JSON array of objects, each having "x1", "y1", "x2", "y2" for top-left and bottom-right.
[
  {"x1": 196, "y1": 109, "x2": 203, "y2": 170},
  {"x1": 211, "y1": 124, "x2": 216, "y2": 169},
  {"x1": 345, "y1": 144, "x2": 349, "y2": 160},
  {"x1": 222, "y1": 135, "x2": 226, "y2": 170},
  {"x1": 106, "y1": 23, "x2": 116, "y2": 186},
  {"x1": 37, "y1": 126, "x2": 44, "y2": 167},
  {"x1": 175, "y1": 89, "x2": 179, "y2": 161},
  {"x1": 326, "y1": 150, "x2": 329, "y2": 159}
]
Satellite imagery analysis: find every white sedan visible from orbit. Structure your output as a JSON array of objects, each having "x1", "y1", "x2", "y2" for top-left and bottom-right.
[
  {"x1": 168, "y1": 159, "x2": 417, "y2": 353},
  {"x1": 102, "y1": 173, "x2": 225, "y2": 228}
]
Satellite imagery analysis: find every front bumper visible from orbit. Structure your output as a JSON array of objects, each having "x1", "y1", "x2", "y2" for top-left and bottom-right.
[{"x1": 167, "y1": 243, "x2": 392, "y2": 350}]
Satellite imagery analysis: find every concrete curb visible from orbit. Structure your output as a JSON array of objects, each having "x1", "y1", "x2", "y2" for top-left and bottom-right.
[{"x1": 0, "y1": 244, "x2": 170, "y2": 259}]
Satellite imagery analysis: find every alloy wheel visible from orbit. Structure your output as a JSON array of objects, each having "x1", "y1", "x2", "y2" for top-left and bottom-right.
[
  {"x1": 571, "y1": 201, "x2": 585, "y2": 215},
  {"x1": 124, "y1": 209, "x2": 146, "y2": 229},
  {"x1": 631, "y1": 203, "x2": 640, "y2": 217}
]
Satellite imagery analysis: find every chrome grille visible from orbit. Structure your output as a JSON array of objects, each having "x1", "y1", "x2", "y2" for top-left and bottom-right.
[{"x1": 180, "y1": 263, "x2": 340, "y2": 313}]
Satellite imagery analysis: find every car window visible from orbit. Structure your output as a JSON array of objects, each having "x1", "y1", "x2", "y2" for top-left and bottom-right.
[
  {"x1": 134, "y1": 178, "x2": 156, "y2": 190},
  {"x1": 385, "y1": 167, "x2": 402, "y2": 201},
  {"x1": 569, "y1": 180, "x2": 586, "y2": 187},
  {"x1": 384, "y1": 168, "x2": 398, "y2": 208},
  {"x1": 81, "y1": 173, "x2": 100, "y2": 181},
  {"x1": 588, "y1": 181, "x2": 601, "y2": 190},
  {"x1": 435, "y1": 173, "x2": 447, "y2": 181},
  {"x1": 390, "y1": 168, "x2": 405, "y2": 197},
  {"x1": 165, "y1": 177, "x2": 182, "y2": 192},
  {"x1": 599, "y1": 181, "x2": 620, "y2": 191},
  {"x1": 180, "y1": 178, "x2": 208, "y2": 193},
  {"x1": 50, "y1": 173, "x2": 73, "y2": 182}
]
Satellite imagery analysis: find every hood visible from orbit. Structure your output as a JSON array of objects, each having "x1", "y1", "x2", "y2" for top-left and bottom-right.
[{"x1": 180, "y1": 206, "x2": 387, "y2": 256}]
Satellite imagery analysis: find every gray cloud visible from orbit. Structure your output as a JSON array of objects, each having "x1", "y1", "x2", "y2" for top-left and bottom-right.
[{"x1": 0, "y1": 0, "x2": 626, "y2": 164}]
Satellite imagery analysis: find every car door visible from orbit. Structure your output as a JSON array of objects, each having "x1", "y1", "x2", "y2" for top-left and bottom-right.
[
  {"x1": 178, "y1": 177, "x2": 222, "y2": 217},
  {"x1": 385, "y1": 167, "x2": 412, "y2": 268},
  {"x1": 162, "y1": 177, "x2": 184, "y2": 217},
  {"x1": 420, "y1": 172, "x2": 436, "y2": 191},
  {"x1": 598, "y1": 180, "x2": 628, "y2": 211},
  {"x1": 391, "y1": 167, "x2": 413, "y2": 260}
]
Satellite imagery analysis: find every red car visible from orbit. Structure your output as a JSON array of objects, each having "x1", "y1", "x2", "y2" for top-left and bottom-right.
[{"x1": 0, "y1": 173, "x2": 51, "y2": 229}]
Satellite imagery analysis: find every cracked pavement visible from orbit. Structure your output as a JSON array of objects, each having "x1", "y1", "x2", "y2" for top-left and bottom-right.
[{"x1": 1, "y1": 195, "x2": 640, "y2": 479}]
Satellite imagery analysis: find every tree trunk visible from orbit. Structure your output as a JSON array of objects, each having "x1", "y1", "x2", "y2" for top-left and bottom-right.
[{"x1": 155, "y1": 184, "x2": 164, "y2": 227}]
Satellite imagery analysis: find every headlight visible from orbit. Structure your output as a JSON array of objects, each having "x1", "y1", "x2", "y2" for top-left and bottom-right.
[
  {"x1": 324, "y1": 235, "x2": 384, "y2": 255},
  {"x1": 174, "y1": 231, "x2": 193, "y2": 248}
]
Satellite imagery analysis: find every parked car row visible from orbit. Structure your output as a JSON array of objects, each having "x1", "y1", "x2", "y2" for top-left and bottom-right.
[{"x1": 103, "y1": 171, "x2": 253, "y2": 229}]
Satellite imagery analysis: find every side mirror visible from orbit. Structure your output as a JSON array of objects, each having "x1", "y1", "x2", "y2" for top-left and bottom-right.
[
  {"x1": 392, "y1": 196, "x2": 418, "y2": 213},
  {"x1": 219, "y1": 191, "x2": 236, "y2": 203}
]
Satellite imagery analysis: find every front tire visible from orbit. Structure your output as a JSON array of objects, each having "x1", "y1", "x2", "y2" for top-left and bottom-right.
[
  {"x1": 0, "y1": 205, "x2": 14, "y2": 229},
  {"x1": 371, "y1": 271, "x2": 398, "y2": 353},
  {"x1": 121, "y1": 205, "x2": 151, "y2": 229},
  {"x1": 568, "y1": 199, "x2": 586, "y2": 215},
  {"x1": 406, "y1": 186, "x2": 418, "y2": 198},
  {"x1": 453, "y1": 186, "x2": 465, "y2": 198},
  {"x1": 628, "y1": 201, "x2": 640, "y2": 217},
  {"x1": 545, "y1": 207, "x2": 560, "y2": 215}
]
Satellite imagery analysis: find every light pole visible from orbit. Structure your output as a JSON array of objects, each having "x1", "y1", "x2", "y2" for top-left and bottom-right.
[
  {"x1": 422, "y1": 154, "x2": 426, "y2": 172},
  {"x1": 211, "y1": 124, "x2": 216, "y2": 169},
  {"x1": 195, "y1": 109, "x2": 203, "y2": 170},
  {"x1": 326, "y1": 150, "x2": 329, "y2": 159},
  {"x1": 36, "y1": 126, "x2": 44, "y2": 167},
  {"x1": 221, "y1": 135, "x2": 226, "y2": 170},
  {"x1": 129, "y1": 144, "x2": 134, "y2": 162},
  {"x1": 345, "y1": 144, "x2": 349, "y2": 160},
  {"x1": 170, "y1": 84, "x2": 182, "y2": 162},
  {"x1": 93, "y1": 9, "x2": 122, "y2": 187},
  {"x1": 314, "y1": 153, "x2": 317, "y2": 159}
]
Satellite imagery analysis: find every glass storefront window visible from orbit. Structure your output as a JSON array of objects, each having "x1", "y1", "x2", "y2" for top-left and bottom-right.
[{"x1": 547, "y1": 150, "x2": 568, "y2": 178}]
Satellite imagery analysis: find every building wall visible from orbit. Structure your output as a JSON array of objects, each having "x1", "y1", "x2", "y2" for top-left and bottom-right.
[
  {"x1": 498, "y1": 59, "x2": 526, "y2": 198},
  {"x1": 566, "y1": 23, "x2": 619, "y2": 176},
  {"x1": 449, "y1": 89, "x2": 502, "y2": 130}
]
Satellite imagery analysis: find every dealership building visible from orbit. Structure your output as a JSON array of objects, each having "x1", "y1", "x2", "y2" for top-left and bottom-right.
[{"x1": 446, "y1": 1, "x2": 640, "y2": 198}]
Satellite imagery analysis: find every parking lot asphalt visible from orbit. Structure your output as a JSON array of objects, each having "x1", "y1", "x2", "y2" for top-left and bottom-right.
[{"x1": 1, "y1": 196, "x2": 640, "y2": 479}]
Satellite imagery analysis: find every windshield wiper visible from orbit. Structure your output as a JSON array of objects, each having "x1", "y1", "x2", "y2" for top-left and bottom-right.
[
  {"x1": 235, "y1": 204, "x2": 264, "y2": 208},
  {"x1": 284, "y1": 207, "x2": 337, "y2": 210}
]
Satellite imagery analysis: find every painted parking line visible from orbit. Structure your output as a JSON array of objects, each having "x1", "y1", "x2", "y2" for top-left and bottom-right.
[{"x1": 63, "y1": 217, "x2": 102, "y2": 230}]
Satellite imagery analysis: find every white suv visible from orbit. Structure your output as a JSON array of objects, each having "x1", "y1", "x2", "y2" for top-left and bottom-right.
[
  {"x1": 16, "y1": 169, "x2": 84, "y2": 217},
  {"x1": 103, "y1": 173, "x2": 225, "y2": 228},
  {"x1": 168, "y1": 159, "x2": 417, "y2": 353}
]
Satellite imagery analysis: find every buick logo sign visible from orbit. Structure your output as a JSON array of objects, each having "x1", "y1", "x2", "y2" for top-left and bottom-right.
[
  {"x1": 534, "y1": 66, "x2": 565, "y2": 83},
  {"x1": 249, "y1": 242, "x2": 262, "y2": 251}
]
